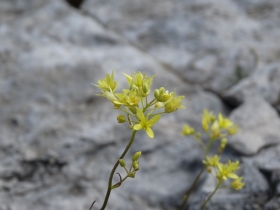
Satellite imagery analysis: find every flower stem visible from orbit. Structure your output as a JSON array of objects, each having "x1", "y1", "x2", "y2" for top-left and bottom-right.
[
  {"x1": 200, "y1": 181, "x2": 222, "y2": 210},
  {"x1": 100, "y1": 130, "x2": 137, "y2": 210},
  {"x1": 179, "y1": 166, "x2": 206, "y2": 210}
]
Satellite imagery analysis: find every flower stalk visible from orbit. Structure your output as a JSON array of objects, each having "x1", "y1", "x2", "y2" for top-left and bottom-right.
[{"x1": 100, "y1": 130, "x2": 137, "y2": 210}]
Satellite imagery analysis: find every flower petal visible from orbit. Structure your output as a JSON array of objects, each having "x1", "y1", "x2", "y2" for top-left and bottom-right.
[
  {"x1": 228, "y1": 173, "x2": 239, "y2": 179},
  {"x1": 136, "y1": 108, "x2": 145, "y2": 121},
  {"x1": 147, "y1": 115, "x2": 161, "y2": 126},
  {"x1": 146, "y1": 127, "x2": 154, "y2": 138},
  {"x1": 133, "y1": 124, "x2": 143, "y2": 130}
]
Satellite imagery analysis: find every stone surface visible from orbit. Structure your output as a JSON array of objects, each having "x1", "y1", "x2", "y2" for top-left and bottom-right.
[
  {"x1": 82, "y1": 0, "x2": 280, "y2": 93},
  {"x1": 1, "y1": 0, "x2": 280, "y2": 209},
  {"x1": 224, "y1": 63, "x2": 280, "y2": 107},
  {"x1": 229, "y1": 96, "x2": 280, "y2": 155}
]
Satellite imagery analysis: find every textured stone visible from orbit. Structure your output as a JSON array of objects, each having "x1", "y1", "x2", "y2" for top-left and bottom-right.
[
  {"x1": 82, "y1": 0, "x2": 280, "y2": 93},
  {"x1": 1, "y1": 0, "x2": 280, "y2": 209},
  {"x1": 224, "y1": 63, "x2": 280, "y2": 107},
  {"x1": 229, "y1": 96, "x2": 280, "y2": 155}
]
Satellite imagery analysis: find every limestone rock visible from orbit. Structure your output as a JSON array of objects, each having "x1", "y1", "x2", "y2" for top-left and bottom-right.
[
  {"x1": 224, "y1": 63, "x2": 280, "y2": 107},
  {"x1": 229, "y1": 96, "x2": 280, "y2": 155}
]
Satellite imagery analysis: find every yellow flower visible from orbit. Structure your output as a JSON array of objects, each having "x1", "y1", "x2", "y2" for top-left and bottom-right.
[
  {"x1": 201, "y1": 109, "x2": 216, "y2": 131},
  {"x1": 203, "y1": 155, "x2": 220, "y2": 167},
  {"x1": 231, "y1": 177, "x2": 245, "y2": 190},
  {"x1": 218, "y1": 113, "x2": 233, "y2": 129},
  {"x1": 133, "y1": 108, "x2": 161, "y2": 138},
  {"x1": 216, "y1": 160, "x2": 239, "y2": 181},
  {"x1": 228, "y1": 124, "x2": 239, "y2": 135},
  {"x1": 181, "y1": 124, "x2": 195, "y2": 135},
  {"x1": 115, "y1": 89, "x2": 141, "y2": 107},
  {"x1": 164, "y1": 92, "x2": 185, "y2": 113},
  {"x1": 123, "y1": 72, "x2": 155, "y2": 88},
  {"x1": 211, "y1": 120, "x2": 221, "y2": 139},
  {"x1": 93, "y1": 71, "x2": 118, "y2": 93}
]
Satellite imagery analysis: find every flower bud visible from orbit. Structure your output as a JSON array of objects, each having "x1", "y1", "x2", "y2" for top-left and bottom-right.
[
  {"x1": 119, "y1": 159, "x2": 126, "y2": 167},
  {"x1": 132, "y1": 151, "x2": 142, "y2": 162},
  {"x1": 135, "y1": 72, "x2": 143, "y2": 87},
  {"x1": 154, "y1": 89, "x2": 160, "y2": 99},
  {"x1": 129, "y1": 107, "x2": 137, "y2": 114},
  {"x1": 181, "y1": 124, "x2": 195, "y2": 135},
  {"x1": 211, "y1": 121, "x2": 220, "y2": 139},
  {"x1": 159, "y1": 87, "x2": 165, "y2": 94},
  {"x1": 142, "y1": 83, "x2": 149, "y2": 94},
  {"x1": 132, "y1": 161, "x2": 139, "y2": 171},
  {"x1": 117, "y1": 114, "x2": 126, "y2": 123}
]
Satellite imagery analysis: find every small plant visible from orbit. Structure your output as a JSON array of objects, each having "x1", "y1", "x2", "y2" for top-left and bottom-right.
[
  {"x1": 90, "y1": 71, "x2": 245, "y2": 210},
  {"x1": 180, "y1": 109, "x2": 245, "y2": 210},
  {"x1": 91, "y1": 71, "x2": 185, "y2": 209}
]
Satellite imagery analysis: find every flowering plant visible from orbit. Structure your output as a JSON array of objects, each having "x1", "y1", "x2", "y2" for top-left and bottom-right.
[
  {"x1": 180, "y1": 109, "x2": 244, "y2": 210},
  {"x1": 91, "y1": 71, "x2": 185, "y2": 209},
  {"x1": 90, "y1": 71, "x2": 244, "y2": 210}
]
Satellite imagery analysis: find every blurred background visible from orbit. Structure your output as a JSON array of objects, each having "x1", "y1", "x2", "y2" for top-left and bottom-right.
[{"x1": 0, "y1": 0, "x2": 280, "y2": 209}]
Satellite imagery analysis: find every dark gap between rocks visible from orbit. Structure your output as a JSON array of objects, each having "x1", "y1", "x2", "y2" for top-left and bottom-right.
[
  {"x1": 259, "y1": 169, "x2": 275, "y2": 199},
  {"x1": 65, "y1": 0, "x2": 85, "y2": 9}
]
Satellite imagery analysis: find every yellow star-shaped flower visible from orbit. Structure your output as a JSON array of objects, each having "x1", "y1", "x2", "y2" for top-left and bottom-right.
[{"x1": 133, "y1": 108, "x2": 161, "y2": 138}]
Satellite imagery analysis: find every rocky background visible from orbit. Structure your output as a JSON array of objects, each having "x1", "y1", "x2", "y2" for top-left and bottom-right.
[{"x1": 0, "y1": 0, "x2": 280, "y2": 209}]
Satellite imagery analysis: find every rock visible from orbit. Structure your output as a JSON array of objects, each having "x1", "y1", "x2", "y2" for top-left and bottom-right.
[
  {"x1": 224, "y1": 63, "x2": 280, "y2": 107},
  {"x1": 1, "y1": 0, "x2": 280, "y2": 209},
  {"x1": 0, "y1": 0, "x2": 198, "y2": 209},
  {"x1": 81, "y1": 0, "x2": 280, "y2": 93},
  {"x1": 228, "y1": 96, "x2": 280, "y2": 155},
  {"x1": 0, "y1": 0, "x2": 49, "y2": 24},
  {"x1": 264, "y1": 197, "x2": 280, "y2": 210}
]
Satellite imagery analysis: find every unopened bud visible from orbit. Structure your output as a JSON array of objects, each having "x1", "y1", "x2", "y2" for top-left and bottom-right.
[
  {"x1": 135, "y1": 72, "x2": 143, "y2": 87},
  {"x1": 117, "y1": 114, "x2": 126, "y2": 123},
  {"x1": 154, "y1": 89, "x2": 160, "y2": 99},
  {"x1": 132, "y1": 151, "x2": 142, "y2": 162},
  {"x1": 129, "y1": 107, "x2": 137, "y2": 114},
  {"x1": 142, "y1": 83, "x2": 149, "y2": 94},
  {"x1": 119, "y1": 159, "x2": 126, "y2": 167},
  {"x1": 132, "y1": 161, "x2": 139, "y2": 171}
]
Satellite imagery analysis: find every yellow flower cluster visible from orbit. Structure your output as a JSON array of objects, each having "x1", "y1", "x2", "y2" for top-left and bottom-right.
[
  {"x1": 182, "y1": 109, "x2": 239, "y2": 153},
  {"x1": 181, "y1": 108, "x2": 244, "y2": 206},
  {"x1": 202, "y1": 109, "x2": 239, "y2": 138},
  {"x1": 203, "y1": 156, "x2": 245, "y2": 190},
  {"x1": 94, "y1": 71, "x2": 185, "y2": 138}
]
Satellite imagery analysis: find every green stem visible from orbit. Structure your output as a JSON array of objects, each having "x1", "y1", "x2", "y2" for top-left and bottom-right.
[
  {"x1": 179, "y1": 166, "x2": 206, "y2": 210},
  {"x1": 200, "y1": 181, "x2": 222, "y2": 210},
  {"x1": 100, "y1": 130, "x2": 137, "y2": 210},
  {"x1": 143, "y1": 99, "x2": 156, "y2": 112}
]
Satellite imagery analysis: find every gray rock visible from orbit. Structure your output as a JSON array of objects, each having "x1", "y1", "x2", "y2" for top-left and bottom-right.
[
  {"x1": 82, "y1": 0, "x2": 280, "y2": 93},
  {"x1": 1, "y1": 0, "x2": 280, "y2": 209},
  {"x1": 0, "y1": 1, "x2": 203, "y2": 209},
  {"x1": 224, "y1": 63, "x2": 280, "y2": 107},
  {"x1": 229, "y1": 96, "x2": 280, "y2": 155}
]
